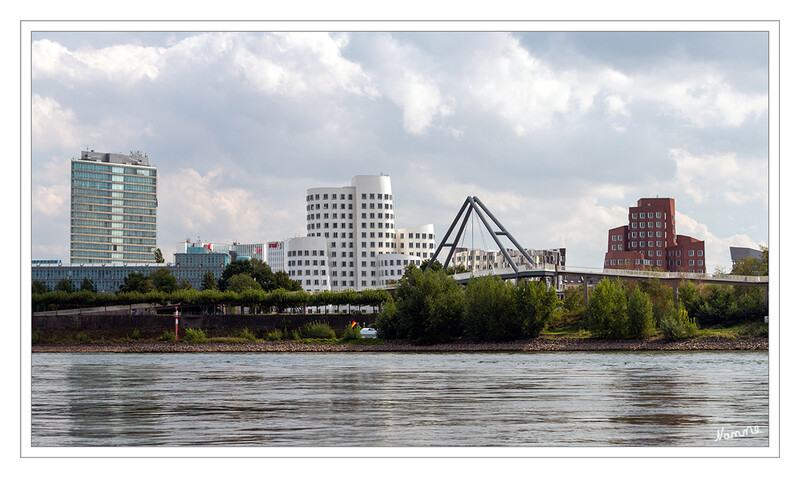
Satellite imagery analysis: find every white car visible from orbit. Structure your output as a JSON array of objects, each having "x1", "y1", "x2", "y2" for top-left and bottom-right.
[{"x1": 359, "y1": 328, "x2": 378, "y2": 339}]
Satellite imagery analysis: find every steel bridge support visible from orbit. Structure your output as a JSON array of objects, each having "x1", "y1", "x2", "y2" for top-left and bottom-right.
[{"x1": 426, "y1": 196, "x2": 539, "y2": 278}]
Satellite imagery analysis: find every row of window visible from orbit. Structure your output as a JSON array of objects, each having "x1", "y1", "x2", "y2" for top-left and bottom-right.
[
  {"x1": 631, "y1": 211, "x2": 663, "y2": 219},
  {"x1": 70, "y1": 242, "x2": 156, "y2": 253},
  {"x1": 71, "y1": 202, "x2": 156, "y2": 217},
  {"x1": 307, "y1": 193, "x2": 353, "y2": 201},
  {"x1": 72, "y1": 179, "x2": 156, "y2": 193},
  {"x1": 71, "y1": 234, "x2": 156, "y2": 245},
  {"x1": 307, "y1": 213, "x2": 356, "y2": 220},
  {"x1": 70, "y1": 211, "x2": 157, "y2": 224},
  {"x1": 288, "y1": 269, "x2": 327, "y2": 277},
  {"x1": 630, "y1": 221, "x2": 664, "y2": 229},
  {"x1": 71, "y1": 250, "x2": 155, "y2": 260},
  {"x1": 287, "y1": 259, "x2": 328, "y2": 267},
  {"x1": 73, "y1": 161, "x2": 155, "y2": 177},
  {"x1": 70, "y1": 227, "x2": 157, "y2": 238},
  {"x1": 72, "y1": 170, "x2": 156, "y2": 185},
  {"x1": 72, "y1": 187, "x2": 156, "y2": 202},
  {"x1": 287, "y1": 249, "x2": 326, "y2": 257},
  {"x1": 71, "y1": 194, "x2": 156, "y2": 209},
  {"x1": 400, "y1": 232, "x2": 434, "y2": 240},
  {"x1": 307, "y1": 202, "x2": 353, "y2": 211}
]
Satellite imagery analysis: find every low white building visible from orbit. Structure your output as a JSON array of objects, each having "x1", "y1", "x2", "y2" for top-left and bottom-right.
[{"x1": 284, "y1": 236, "x2": 331, "y2": 293}]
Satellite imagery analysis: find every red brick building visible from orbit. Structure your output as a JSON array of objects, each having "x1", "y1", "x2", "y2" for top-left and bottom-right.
[{"x1": 603, "y1": 197, "x2": 706, "y2": 273}]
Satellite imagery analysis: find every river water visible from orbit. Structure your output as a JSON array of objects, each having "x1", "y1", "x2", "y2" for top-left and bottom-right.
[{"x1": 31, "y1": 351, "x2": 768, "y2": 447}]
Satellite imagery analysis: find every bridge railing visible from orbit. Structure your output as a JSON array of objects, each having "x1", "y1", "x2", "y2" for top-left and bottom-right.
[{"x1": 451, "y1": 264, "x2": 768, "y2": 284}]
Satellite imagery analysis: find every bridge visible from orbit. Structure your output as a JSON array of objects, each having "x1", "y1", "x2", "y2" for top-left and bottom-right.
[{"x1": 422, "y1": 196, "x2": 768, "y2": 307}]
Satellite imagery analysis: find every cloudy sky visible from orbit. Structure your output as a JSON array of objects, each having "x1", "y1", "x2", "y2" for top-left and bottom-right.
[{"x1": 29, "y1": 28, "x2": 770, "y2": 272}]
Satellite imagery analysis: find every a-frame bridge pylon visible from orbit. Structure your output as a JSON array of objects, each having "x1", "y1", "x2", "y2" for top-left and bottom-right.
[{"x1": 425, "y1": 196, "x2": 538, "y2": 276}]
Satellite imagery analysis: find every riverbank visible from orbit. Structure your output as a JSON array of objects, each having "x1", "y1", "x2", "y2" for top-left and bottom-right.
[{"x1": 32, "y1": 335, "x2": 767, "y2": 353}]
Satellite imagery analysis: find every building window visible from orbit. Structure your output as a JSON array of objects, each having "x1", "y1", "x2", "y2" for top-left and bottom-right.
[{"x1": 698, "y1": 250, "x2": 703, "y2": 256}]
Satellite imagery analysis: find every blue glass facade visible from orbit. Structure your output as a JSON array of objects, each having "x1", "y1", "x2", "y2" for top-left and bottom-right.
[{"x1": 32, "y1": 252, "x2": 229, "y2": 292}]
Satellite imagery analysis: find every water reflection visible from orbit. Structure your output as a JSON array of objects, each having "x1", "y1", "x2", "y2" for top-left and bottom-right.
[{"x1": 31, "y1": 351, "x2": 768, "y2": 447}]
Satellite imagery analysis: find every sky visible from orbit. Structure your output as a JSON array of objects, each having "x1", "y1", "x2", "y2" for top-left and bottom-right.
[{"x1": 29, "y1": 29, "x2": 770, "y2": 273}]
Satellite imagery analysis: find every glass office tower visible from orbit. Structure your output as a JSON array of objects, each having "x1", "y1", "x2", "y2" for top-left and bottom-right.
[{"x1": 70, "y1": 150, "x2": 157, "y2": 264}]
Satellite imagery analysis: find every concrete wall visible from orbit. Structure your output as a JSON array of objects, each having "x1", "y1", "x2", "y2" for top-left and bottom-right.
[{"x1": 32, "y1": 313, "x2": 378, "y2": 340}]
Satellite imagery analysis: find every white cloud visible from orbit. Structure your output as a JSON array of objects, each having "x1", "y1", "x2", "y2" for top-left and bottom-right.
[
  {"x1": 33, "y1": 33, "x2": 378, "y2": 98},
  {"x1": 676, "y1": 212, "x2": 765, "y2": 273},
  {"x1": 33, "y1": 39, "x2": 164, "y2": 86},
  {"x1": 32, "y1": 184, "x2": 69, "y2": 218},
  {"x1": 466, "y1": 35, "x2": 576, "y2": 135},
  {"x1": 636, "y1": 72, "x2": 767, "y2": 128},
  {"x1": 31, "y1": 94, "x2": 81, "y2": 151},
  {"x1": 669, "y1": 148, "x2": 767, "y2": 205}
]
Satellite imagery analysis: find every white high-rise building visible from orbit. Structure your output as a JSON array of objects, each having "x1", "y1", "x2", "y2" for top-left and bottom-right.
[{"x1": 297, "y1": 175, "x2": 434, "y2": 291}]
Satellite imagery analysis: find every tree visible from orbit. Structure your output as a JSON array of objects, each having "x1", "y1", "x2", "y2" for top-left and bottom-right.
[
  {"x1": 388, "y1": 267, "x2": 465, "y2": 343},
  {"x1": 445, "y1": 264, "x2": 470, "y2": 275},
  {"x1": 218, "y1": 259, "x2": 255, "y2": 291},
  {"x1": 731, "y1": 249, "x2": 768, "y2": 277},
  {"x1": 586, "y1": 278, "x2": 627, "y2": 338},
  {"x1": 32, "y1": 280, "x2": 47, "y2": 294},
  {"x1": 201, "y1": 271, "x2": 217, "y2": 291},
  {"x1": 226, "y1": 273, "x2": 263, "y2": 293},
  {"x1": 627, "y1": 287, "x2": 655, "y2": 339},
  {"x1": 55, "y1": 279, "x2": 73, "y2": 293},
  {"x1": 464, "y1": 276, "x2": 517, "y2": 341},
  {"x1": 150, "y1": 267, "x2": 178, "y2": 293},
  {"x1": 80, "y1": 278, "x2": 95, "y2": 292},
  {"x1": 420, "y1": 259, "x2": 443, "y2": 271},
  {"x1": 274, "y1": 270, "x2": 302, "y2": 291},
  {"x1": 179, "y1": 279, "x2": 194, "y2": 290},
  {"x1": 250, "y1": 259, "x2": 276, "y2": 291},
  {"x1": 119, "y1": 272, "x2": 155, "y2": 293},
  {"x1": 154, "y1": 248, "x2": 165, "y2": 263}
]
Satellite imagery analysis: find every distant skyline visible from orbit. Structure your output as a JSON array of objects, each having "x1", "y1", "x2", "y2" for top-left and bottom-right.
[{"x1": 30, "y1": 27, "x2": 771, "y2": 272}]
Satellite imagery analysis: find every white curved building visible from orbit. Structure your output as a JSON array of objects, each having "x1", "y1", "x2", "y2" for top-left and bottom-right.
[
  {"x1": 284, "y1": 236, "x2": 331, "y2": 292},
  {"x1": 304, "y1": 175, "x2": 434, "y2": 291}
]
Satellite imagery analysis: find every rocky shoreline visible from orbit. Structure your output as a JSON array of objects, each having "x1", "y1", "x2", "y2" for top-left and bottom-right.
[{"x1": 32, "y1": 336, "x2": 767, "y2": 353}]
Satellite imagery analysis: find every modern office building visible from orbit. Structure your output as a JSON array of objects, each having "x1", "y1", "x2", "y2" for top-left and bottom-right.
[
  {"x1": 304, "y1": 175, "x2": 434, "y2": 291},
  {"x1": 70, "y1": 150, "x2": 157, "y2": 264},
  {"x1": 603, "y1": 197, "x2": 706, "y2": 273}
]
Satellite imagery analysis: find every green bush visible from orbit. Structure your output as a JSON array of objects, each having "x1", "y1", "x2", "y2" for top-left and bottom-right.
[
  {"x1": 301, "y1": 321, "x2": 336, "y2": 339},
  {"x1": 238, "y1": 327, "x2": 257, "y2": 341},
  {"x1": 158, "y1": 330, "x2": 174, "y2": 342},
  {"x1": 341, "y1": 324, "x2": 362, "y2": 340},
  {"x1": 266, "y1": 329, "x2": 284, "y2": 341},
  {"x1": 183, "y1": 328, "x2": 208, "y2": 342},
  {"x1": 32, "y1": 329, "x2": 44, "y2": 344},
  {"x1": 660, "y1": 304, "x2": 696, "y2": 341},
  {"x1": 131, "y1": 329, "x2": 141, "y2": 340},
  {"x1": 76, "y1": 332, "x2": 90, "y2": 342}
]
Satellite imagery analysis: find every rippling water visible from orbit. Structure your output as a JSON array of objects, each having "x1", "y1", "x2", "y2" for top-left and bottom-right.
[{"x1": 31, "y1": 351, "x2": 768, "y2": 447}]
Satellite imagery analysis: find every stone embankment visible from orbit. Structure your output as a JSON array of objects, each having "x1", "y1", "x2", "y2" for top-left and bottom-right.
[{"x1": 33, "y1": 336, "x2": 767, "y2": 353}]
